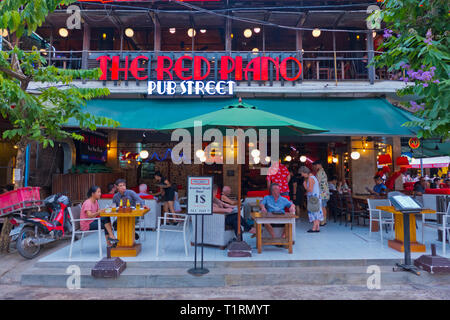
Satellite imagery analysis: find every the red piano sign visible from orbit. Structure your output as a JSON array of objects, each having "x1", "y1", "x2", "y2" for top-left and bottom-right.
[{"x1": 96, "y1": 55, "x2": 302, "y2": 82}]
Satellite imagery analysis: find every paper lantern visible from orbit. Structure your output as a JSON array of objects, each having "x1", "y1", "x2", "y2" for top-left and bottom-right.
[
  {"x1": 378, "y1": 154, "x2": 392, "y2": 165},
  {"x1": 396, "y1": 156, "x2": 409, "y2": 166}
]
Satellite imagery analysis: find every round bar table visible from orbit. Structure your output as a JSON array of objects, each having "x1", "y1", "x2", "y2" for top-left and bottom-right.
[{"x1": 100, "y1": 208, "x2": 149, "y2": 257}]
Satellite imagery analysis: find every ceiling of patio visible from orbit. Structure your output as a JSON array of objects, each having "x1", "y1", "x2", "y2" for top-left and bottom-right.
[{"x1": 42, "y1": 9, "x2": 370, "y2": 30}]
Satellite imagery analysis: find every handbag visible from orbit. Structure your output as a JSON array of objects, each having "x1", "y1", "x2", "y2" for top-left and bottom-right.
[{"x1": 307, "y1": 196, "x2": 321, "y2": 212}]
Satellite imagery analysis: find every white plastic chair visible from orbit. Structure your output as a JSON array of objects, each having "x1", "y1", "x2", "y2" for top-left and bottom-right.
[
  {"x1": 156, "y1": 212, "x2": 190, "y2": 256},
  {"x1": 67, "y1": 205, "x2": 103, "y2": 259},
  {"x1": 422, "y1": 203, "x2": 450, "y2": 255},
  {"x1": 367, "y1": 199, "x2": 394, "y2": 242}
]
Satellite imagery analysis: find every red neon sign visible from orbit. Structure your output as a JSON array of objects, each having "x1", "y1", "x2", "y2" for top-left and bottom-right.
[{"x1": 97, "y1": 55, "x2": 302, "y2": 82}]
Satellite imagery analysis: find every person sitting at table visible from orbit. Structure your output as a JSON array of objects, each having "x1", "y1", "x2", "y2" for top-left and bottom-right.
[
  {"x1": 259, "y1": 183, "x2": 295, "y2": 238},
  {"x1": 213, "y1": 185, "x2": 255, "y2": 238},
  {"x1": 413, "y1": 177, "x2": 428, "y2": 196},
  {"x1": 112, "y1": 179, "x2": 147, "y2": 240},
  {"x1": 81, "y1": 186, "x2": 119, "y2": 247},
  {"x1": 137, "y1": 183, "x2": 150, "y2": 196},
  {"x1": 221, "y1": 185, "x2": 252, "y2": 223},
  {"x1": 113, "y1": 179, "x2": 145, "y2": 208},
  {"x1": 107, "y1": 183, "x2": 117, "y2": 194},
  {"x1": 430, "y1": 177, "x2": 442, "y2": 189},
  {"x1": 367, "y1": 176, "x2": 387, "y2": 196}
]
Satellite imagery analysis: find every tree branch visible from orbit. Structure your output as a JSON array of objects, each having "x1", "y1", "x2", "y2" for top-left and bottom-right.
[{"x1": 0, "y1": 66, "x2": 29, "y2": 82}]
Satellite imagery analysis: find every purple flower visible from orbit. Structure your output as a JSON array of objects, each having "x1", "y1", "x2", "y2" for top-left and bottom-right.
[
  {"x1": 409, "y1": 101, "x2": 425, "y2": 113},
  {"x1": 383, "y1": 29, "x2": 393, "y2": 39},
  {"x1": 422, "y1": 83, "x2": 429, "y2": 88},
  {"x1": 433, "y1": 80, "x2": 440, "y2": 84},
  {"x1": 424, "y1": 29, "x2": 433, "y2": 45}
]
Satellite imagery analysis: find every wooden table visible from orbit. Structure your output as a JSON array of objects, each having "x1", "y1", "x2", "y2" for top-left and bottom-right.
[
  {"x1": 100, "y1": 208, "x2": 149, "y2": 257},
  {"x1": 353, "y1": 194, "x2": 387, "y2": 231},
  {"x1": 251, "y1": 212, "x2": 296, "y2": 254},
  {"x1": 376, "y1": 206, "x2": 435, "y2": 253}
]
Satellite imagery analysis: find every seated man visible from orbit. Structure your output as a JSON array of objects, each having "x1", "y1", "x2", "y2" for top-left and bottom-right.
[
  {"x1": 221, "y1": 185, "x2": 252, "y2": 222},
  {"x1": 112, "y1": 179, "x2": 147, "y2": 240},
  {"x1": 137, "y1": 183, "x2": 149, "y2": 196},
  {"x1": 113, "y1": 179, "x2": 146, "y2": 208},
  {"x1": 367, "y1": 176, "x2": 387, "y2": 196},
  {"x1": 413, "y1": 177, "x2": 428, "y2": 196},
  {"x1": 213, "y1": 185, "x2": 255, "y2": 237},
  {"x1": 259, "y1": 183, "x2": 295, "y2": 238}
]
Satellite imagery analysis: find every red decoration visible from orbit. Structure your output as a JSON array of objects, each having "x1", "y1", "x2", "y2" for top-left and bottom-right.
[
  {"x1": 408, "y1": 138, "x2": 420, "y2": 149},
  {"x1": 396, "y1": 156, "x2": 410, "y2": 166},
  {"x1": 381, "y1": 166, "x2": 391, "y2": 174},
  {"x1": 378, "y1": 154, "x2": 392, "y2": 165}
]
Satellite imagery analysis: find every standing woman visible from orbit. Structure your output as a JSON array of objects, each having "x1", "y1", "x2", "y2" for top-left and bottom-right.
[
  {"x1": 80, "y1": 186, "x2": 119, "y2": 247},
  {"x1": 154, "y1": 171, "x2": 176, "y2": 216},
  {"x1": 299, "y1": 166, "x2": 323, "y2": 233}
]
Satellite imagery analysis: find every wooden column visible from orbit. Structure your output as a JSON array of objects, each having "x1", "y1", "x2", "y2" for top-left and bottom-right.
[
  {"x1": 153, "y1": 13, "x2": 161, "y2": 54},
  {"x1": 81, "y1": 23, "x2": 90, "y2": 70},
  {"x1": 225, "y1": 16, "x2": 232, "y2": 52},
  {"x1": 107, "y1": 130, "x2": 119, "y2": 170},
  {"x1": 391, "y1": 136, "x2": 403, "y2": 191},
  {"x1": 367, "y1": 31, "x2": 375, "y2": 84},
  {"x1": 295, "y1": 30, "x2": 303, "y2": 52}
]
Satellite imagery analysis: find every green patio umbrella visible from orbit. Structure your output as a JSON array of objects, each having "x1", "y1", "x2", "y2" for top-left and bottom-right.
[
  {"x1": 158, "y1": 100, "x2": 327, "y2": 136},
  {"x1": 158, "y1": 99, "x2": 328, "y2": 256}
]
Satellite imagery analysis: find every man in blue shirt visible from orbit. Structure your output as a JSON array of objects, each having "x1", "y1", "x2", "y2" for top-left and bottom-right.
[
  {"x1": 259, "y1": 183, "x2": 295, "y2": 238},
  {"x1": 367, "y1": 176, "x2": 387, "y2": 196}
]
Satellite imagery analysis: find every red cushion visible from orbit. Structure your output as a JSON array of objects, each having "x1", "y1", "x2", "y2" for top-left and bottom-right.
[
  {"x1": 101, "y1": 194, "x2": 114, "y2": 199},
  {"x1": 246, "y1": 190, "x2": 269, "y2": 198},
  {"x1": 140, "y1": 195, "x2": 155, "y2": 200},
  {"x1": 425, "y1": 188, "x2": 450, "y2": 195},
  {"x1": 130, "y1": 186, "x2": 139, "y2": 193}
]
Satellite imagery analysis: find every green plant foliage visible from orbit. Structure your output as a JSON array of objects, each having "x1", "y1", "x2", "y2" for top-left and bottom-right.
[
  {"x1": 0, "y1": 1, "x2": 119, "y2": 187},
  {"x1": 370, "y1": 0, "x2": 449, "y2": 139}
]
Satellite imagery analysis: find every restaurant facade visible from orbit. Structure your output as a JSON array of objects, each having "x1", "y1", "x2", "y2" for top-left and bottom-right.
[{"x1": 11, "y1": 0, "x2": 424, "y2": 201}]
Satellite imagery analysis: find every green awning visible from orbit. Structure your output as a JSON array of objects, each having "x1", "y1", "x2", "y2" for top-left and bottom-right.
[{"x1": 74, "y1": 98, "x2": 419, "y2": 136}]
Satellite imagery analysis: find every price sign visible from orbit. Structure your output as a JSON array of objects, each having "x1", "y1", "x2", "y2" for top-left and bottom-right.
[{"x1": 187, "y1": 176, "x2": 213, "y2": 215}]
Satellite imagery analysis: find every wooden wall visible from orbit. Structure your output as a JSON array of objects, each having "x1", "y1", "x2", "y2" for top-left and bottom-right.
[{"x1": 52, "y1": 173, "x2": 124, "y2": 202}]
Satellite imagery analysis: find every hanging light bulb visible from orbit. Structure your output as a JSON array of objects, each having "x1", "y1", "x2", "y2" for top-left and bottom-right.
[
  {"x1": 300, "y1": 155, "x2": 307, "y2": 162},
  {"x1": 187, "y1": 28, "x2": 196, "y2": 37},
  {"x1": 200, "y1": 29, "x2": 206, "y2": 33},
  {"x1": 169, "y1": 28, "x2": 176, "y2": 34},
  {"x1": 332, "y1": 157, "x2": 338, "y2": 163},
  {"x1": 196, "y1": 149, "x2": 205, "y2": 158},
  {"x1": 251, "y1": 149, "x2": 260, "y2": 158},
  {"x1": 253, "y1": 27, "x2": 261, "y2": 33},
  {"x1": 139, "y1": 150, "x2": 149, "y2": 159},
  {"x1": 252, "y1": 48, "x2": 259, "y2": 54},
  {"x1": 59, "y1": 28, "x2": 68, "y2": 38},
  {"x1": 253, "y1": 157, "x2": 260, "y2": 164},
  {"x1": 265, "y1": 156, "x2": 271, "y2": 163},
  {"x1": 351, "y1": 151, "x2": 361, "y2": 160},
  {"x1": 243, "y1": 29, "x2": 252, "y2": 38},
  {"x1": 285, "y1": 155, "x2": 292, "y2": 162},
  {"x1": 200, "y1": 156, "x2": 207, "y2": 163},
  {"x1": 312, "y1": 28, "x2": 321, "y2": 38},
  {"x1": 125, "y1": 28, "x2": 134, "y2": 38}
]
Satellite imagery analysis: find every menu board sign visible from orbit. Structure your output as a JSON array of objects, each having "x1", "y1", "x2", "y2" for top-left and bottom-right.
[{"x1": 187, "y1": 176, "x2": 213, "y2": 215}]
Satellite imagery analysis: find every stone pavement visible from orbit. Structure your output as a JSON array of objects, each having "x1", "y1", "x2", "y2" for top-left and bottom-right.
[{"x1": 1, "y1": 239, "x2": 449, "y2": 300}]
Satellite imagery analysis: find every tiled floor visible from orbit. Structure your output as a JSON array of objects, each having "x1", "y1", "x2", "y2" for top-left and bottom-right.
[{"x1": 40, "y1": 218, "x2": 449, "y2": 263}]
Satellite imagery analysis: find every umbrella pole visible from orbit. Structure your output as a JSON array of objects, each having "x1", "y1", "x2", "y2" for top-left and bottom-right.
[{"x1": 237, "y1": 163, "x2": 242, "y2": 241}]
